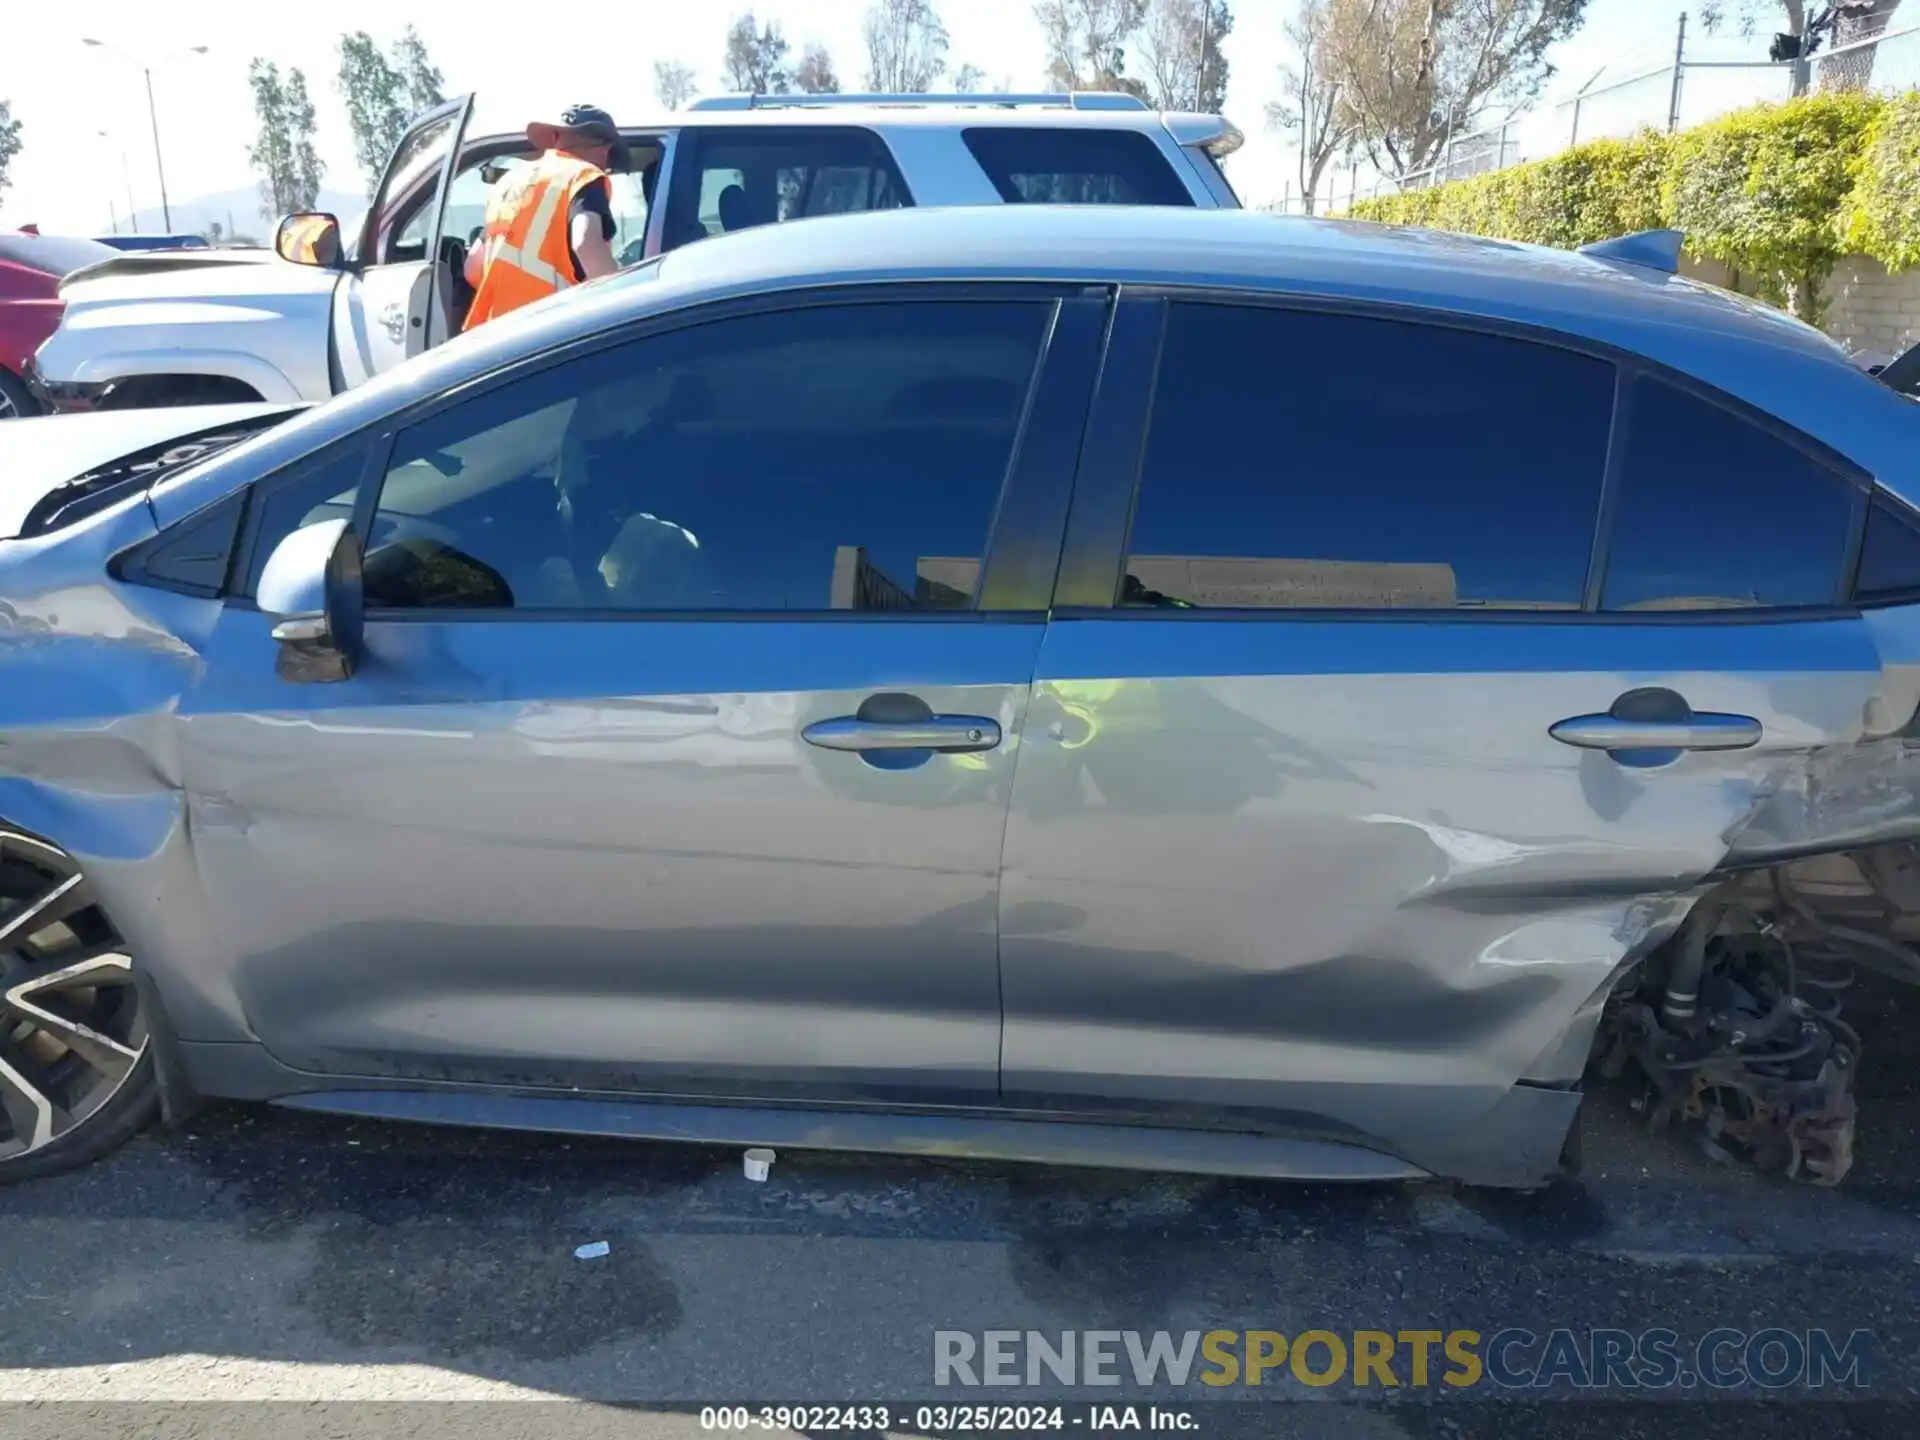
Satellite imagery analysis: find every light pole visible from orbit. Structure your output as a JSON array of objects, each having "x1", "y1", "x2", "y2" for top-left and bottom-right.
[
  {"x1": 81, "y1": 39, "x2": 209, "y2": 232},
  {"x1": 97, "y1": 131, "x2": 139, "y2": 234}
]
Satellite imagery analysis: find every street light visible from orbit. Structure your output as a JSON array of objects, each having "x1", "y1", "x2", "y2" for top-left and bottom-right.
[{"x1": 81, "y1": 39, "x2": 209, "y2": 232}]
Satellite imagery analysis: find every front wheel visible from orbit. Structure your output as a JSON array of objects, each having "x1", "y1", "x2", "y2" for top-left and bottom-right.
[
  {"x1": 0, "y1": 368, "x2": 41, "y2": 420},
  {"x1": 0, "y1": 828, "x2": 158, "y2": 1182}
]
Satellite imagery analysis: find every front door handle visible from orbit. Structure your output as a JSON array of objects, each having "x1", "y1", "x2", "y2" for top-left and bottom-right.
[
  {"x1": 803, "y1": 715, "x2": 1001, "y2": 754},
  {"x1": 1550, "y1": 711, "x2": 1761, "y2": 753}
]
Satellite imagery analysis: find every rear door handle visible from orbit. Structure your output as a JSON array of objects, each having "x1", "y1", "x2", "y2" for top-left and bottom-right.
[
  {"x1": 802, "y1": 715, "x2": 1002, "y2": 754},
  {"x1": 1549, "y1": 712, "x2": 1762, "y2": 752}
]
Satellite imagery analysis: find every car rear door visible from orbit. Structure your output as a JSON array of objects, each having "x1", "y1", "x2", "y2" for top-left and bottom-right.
[
  {"x1": 180, "y1": 285, "x2": 1106, "y2": 1104},
  {"x1": 997, "y1": 295, "x2": 1889, "y2": 1186},
  {"x1": 331, "y1": 94, "x2": 474, "y2": 389}
]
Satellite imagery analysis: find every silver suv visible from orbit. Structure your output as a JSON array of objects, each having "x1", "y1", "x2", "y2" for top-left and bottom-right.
[{"x1": 29, "y1": 92, "x2": 1241, "y2": 412}]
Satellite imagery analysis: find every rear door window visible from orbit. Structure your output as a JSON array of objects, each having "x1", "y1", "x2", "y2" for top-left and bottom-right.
[
  {"x1": 1600, "y1": 376, "x2": 1862, "y2": 611},
  {"x1": 961, "y1": 128, "x2": 1193, "y2": 206},
  {"x1": 1121, "y1": 303, "x2": 1614, "y2": 610},
  {"x1": 664, "y1": 126, "x2": 910, "y2": 250}
]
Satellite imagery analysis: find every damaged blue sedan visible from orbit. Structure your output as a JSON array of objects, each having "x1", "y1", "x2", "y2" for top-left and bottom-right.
[{"x1": 3, "y1": 206, "x2": 1918, "y2": 1187}]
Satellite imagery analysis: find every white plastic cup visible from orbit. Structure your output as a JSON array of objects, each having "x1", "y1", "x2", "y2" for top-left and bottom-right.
[{"x1": 743, "y1": 1147, "x2": 775, "y2": 1182}]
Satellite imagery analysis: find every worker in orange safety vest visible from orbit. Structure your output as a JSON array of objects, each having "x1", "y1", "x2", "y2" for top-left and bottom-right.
[{"x1": 463, "y1": 105, "x2": 629, "y2": 331}]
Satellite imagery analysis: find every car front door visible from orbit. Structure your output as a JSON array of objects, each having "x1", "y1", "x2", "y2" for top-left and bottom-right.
[
  {"x1": 331, "y1": 94, "x2": 474, "y2": 390},
  {"x1": 998, "y1": 296, "x2": 1889, "y2": 1185},
  {"x1": 180, "y1": 286, "x2": 1105, "y2": 1103}
]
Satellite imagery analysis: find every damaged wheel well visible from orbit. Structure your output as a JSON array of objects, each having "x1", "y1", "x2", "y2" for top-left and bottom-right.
[{"x1": 1592, "y1": 843, "x2": 1920, "y2": 1186}]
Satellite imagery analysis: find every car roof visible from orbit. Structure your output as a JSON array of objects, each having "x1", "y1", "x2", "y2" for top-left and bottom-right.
[
  {"x1": 156, "y1": 207, "x2": 1920, "y2": 523},
  {"x1": 465, "y1": 103, "x2": 1198, "y2": 142}
]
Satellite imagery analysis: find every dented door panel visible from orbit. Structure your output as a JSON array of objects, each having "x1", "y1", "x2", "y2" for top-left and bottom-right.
[{"x1": 998, "y1": 615, "x2": 1885, "y2": 1182}]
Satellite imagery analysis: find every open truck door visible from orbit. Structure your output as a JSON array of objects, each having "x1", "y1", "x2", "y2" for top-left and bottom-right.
[{"x1": 331, "y1": 94, "x2": 476, "y2": 391}]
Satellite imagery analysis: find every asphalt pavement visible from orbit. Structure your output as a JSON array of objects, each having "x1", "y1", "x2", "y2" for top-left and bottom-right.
[{"x1": 2, "y1": 978, "x2": 1920, "y2": 1440}]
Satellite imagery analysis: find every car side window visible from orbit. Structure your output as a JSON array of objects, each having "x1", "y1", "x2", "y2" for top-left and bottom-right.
[
  {"x1": 1852, "y1": 491, "x2": 1920, "y2": 604},
  {"x1": 239, "y1": 447, "x2": 370, "y2": 596},
  {"x1": 664, "y1": 127, "x2": 909, "y2": 250},
  {"x1": 443, "y1": 150, "x2": 661, "y2": 266},
  {"x1": 359, "y1": 299, "x2": 1051, "y2": 614},
  {"x1": 1601, "y1": 376, "x2": 1861, "y2": 611},
  {"x1": 961, "y1": 129, "x2": 1193, "y2": 206},
  {"x1": 1122, "y1": 304, "x2": 1615, "y2": 610}
]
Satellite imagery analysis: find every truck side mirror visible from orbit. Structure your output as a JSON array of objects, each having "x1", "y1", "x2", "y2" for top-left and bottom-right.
[
  {"x1": 275, "y1": 212, "x2": 344, "y2": 268},
  {"x1": 258, "y1": 518, "x2": 364, "y2": 683}
]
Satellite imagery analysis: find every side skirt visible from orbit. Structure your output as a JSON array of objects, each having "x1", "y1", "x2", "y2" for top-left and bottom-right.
[{"x1": 275, "y1": 1087, "x2": 1430, "y2": 1183}]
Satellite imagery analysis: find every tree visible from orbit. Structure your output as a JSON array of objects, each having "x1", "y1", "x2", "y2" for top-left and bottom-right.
[
  {"x1": 247, "y1": 60, "x2": 325, "y2": 219},
  {"x1": 392, "y1": 26, "x2": 445, "y2": 113},
  {"x1": 286, "y1": 69, "x2": 324, "y2": 213},
  {"x1": 862, "y1": 0, "x2": 950, "y2": 92},
  {"x1": 951, "y1": 62, "x2": 988, "y2": 91},
  {"x1": 1321, "y1": 0, "x2": 1588, "y2": 179},
  {"x1": 1034, "y1": 0, "x2": 1149, "y2": 95},
  {"x1": 1136, "y1": 0, "x2": 1232, "y2": 111},
  {"x1": 337, "y1": 32, "x2": 409, "y2": 196},
  {"x1": 795, "y1": 44, "x2": 843, "y2": 93},
  {"x1": 1268, "y1": 0, "x2": 1352, "y2": 212},
  {"x1": 337, "y1": 28, "x2": 448, "y2": 195},
  {"x1": 723, "y1": 12, "x2": 792, "y2": 93},
  {"x1": 0, "y1": 101, "x2": 20, "y2": 211},
  {"x1": 654, "y1": 59, "x2": 699, "y2": 109}
]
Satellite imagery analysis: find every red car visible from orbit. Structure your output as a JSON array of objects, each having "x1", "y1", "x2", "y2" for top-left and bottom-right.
[{"x1": 0, "y1": 232, "x2": 117, "y2": 419}]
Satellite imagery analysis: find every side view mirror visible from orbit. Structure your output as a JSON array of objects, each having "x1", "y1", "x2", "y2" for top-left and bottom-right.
[
  {"x1": 258, "y1": 519, "x2": 364, "y2": 683},
  {"x1": 275, "y1": 212, "x2": 344, "y2": 268}
]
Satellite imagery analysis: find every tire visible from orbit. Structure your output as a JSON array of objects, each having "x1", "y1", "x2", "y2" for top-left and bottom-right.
[
  {"x1": 0, "y1": 828, "x2": 159, "y2": 1182},
  {"x1": 0, "y1": 1054, "x2": 157, "y2": 1183},
  {"x1": 0, "y1": 367, "x2": 40, "y2": 421}
]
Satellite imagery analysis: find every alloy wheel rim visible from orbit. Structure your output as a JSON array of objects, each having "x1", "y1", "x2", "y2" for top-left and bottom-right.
[
  {"x1": 0, "y1": 391, "x2": 16, "y2": 421},
  {"x1": 0, "y1": 830, "x2": 147, "y2": 1160}
]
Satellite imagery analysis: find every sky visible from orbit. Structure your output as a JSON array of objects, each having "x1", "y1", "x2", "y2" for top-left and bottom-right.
[{"x1": 1, "y1": 0, "x2": 1765, "y2": 235}]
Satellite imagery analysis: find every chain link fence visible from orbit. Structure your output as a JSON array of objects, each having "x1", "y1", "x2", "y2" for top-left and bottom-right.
[
  {"x1": 1310, "y1": 18, "x2": 1920, "y2": 217},
  {"x1": 1815, "y1": 25, "x2": 1920, "y2": 94}
]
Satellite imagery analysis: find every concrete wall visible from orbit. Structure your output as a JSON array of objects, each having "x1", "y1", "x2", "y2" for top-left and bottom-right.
[
  {"x1": 1679, "y1": 252, "x2": 1920, "y2": 366},
  {"x1": 1821, "y1": 255, "x2": 1920, "y2": 364}
]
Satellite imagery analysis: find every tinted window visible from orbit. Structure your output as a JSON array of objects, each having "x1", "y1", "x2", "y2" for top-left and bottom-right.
[
  {"x1": 1855, "y1": 491, "x2": 1920, "y2": 603},
  {"x1": 361, "y1": 301, "x2": 1049, "y2": 613},
  {"x1": 241, "y1": 448, "x2": 367, "y2": 594},
  {"x1": 962, "y1": 129, "x2": 1192, "y2": 206},
  {"x1": 1123, "y1": 304, "x2": 1614, "y2": 610},
  {"x1": 1602, "y1": 377, "x2": 1859, "y2": 611},
  {"x1": 665, "y1": 127, "x2": 908, "y2": 249}
]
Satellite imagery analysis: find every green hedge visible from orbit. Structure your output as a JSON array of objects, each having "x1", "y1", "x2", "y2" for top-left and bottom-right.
[
  {"x1": 1844, "y1": 89, "x2": 1920, "y2": 272},
  {"x1": 1349, "y1": 91, "x2": 1909, "y2": 324}
]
